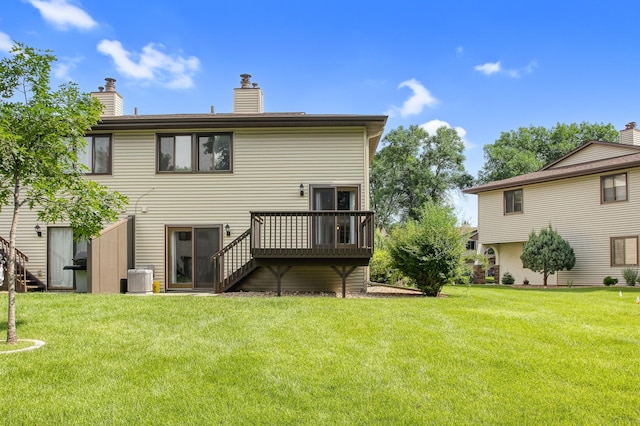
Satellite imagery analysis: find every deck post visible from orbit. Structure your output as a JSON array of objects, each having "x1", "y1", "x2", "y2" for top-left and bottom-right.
[
  {"x1": 331, "y1": 265, "x2": 358, "y2": 298},
  {"x1": 266, "y1": 265, "x2": 292, "y2": 296}
]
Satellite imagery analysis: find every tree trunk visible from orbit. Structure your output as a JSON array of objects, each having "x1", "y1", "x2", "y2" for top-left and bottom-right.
[
  {"x1": 6, "y1": 178, "x2": 21, "y2": 344},
  {"x1": 543, "y1": 271, "x2": 548, "y2": 287}
]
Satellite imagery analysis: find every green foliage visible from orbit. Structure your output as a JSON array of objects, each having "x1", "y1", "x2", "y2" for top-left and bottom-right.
[
  {"x1": 0, "y1": 42, "x2": 128, "y2": 342},
  {"x1": 370, "y1": 125, "x2": 473, "y2": 228},
  {"x1": 520, "y1": 225, "x2": 576, "y2": 286},
  {"x1": 501, "y1": 272, "x2": 515, "y2": 285},
  {"x1": 485, "y1": 276, "x2": 495, "y2": 284},
  {"x1": 369, "y1": 248, "x2": 394, "y2": 283},
  {"x1": 621, "y1": 267, "x2": 638, "y2": 286},
  {"x1": 478, "y1": 122, "x2": 619, "y2": 183},
  {"x1": 388, "y1": 202, "x2": 467, "y2": 296},
  {"x1": 603, "y1": 276, "x2": 619, "y2": 286},
  {"x1": 370, "y1": 229, "x2": 402, "y2": 284}
]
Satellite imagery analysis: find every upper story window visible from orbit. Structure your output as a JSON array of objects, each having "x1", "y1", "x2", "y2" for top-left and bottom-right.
[
  {"x1": 611, "y1": 236, "x2": 638, "y2": 266},
  {"x1": 158, "y1": 133, "x2": 232, "y2": 173},
  {"x1": 81, "y1": 135, "x2": 112, "y2": 174},
  {"x1": 504, "y1": 189, "x2": 523, "y2": 214},
  {"x1": 601, "y1": 173, "x2": 627, "y2": 203}
]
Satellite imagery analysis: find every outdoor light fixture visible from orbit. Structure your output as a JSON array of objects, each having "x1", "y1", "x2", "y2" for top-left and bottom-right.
[
  {"x1": 225, "y1": 224, "x2": 231, "y2": 237},
  {"x1": 299, "y1": 183, "x2": 304, "y2": 197},
  {"x1": 34, "y1": 224, "x2": 42, "y2": 237}
]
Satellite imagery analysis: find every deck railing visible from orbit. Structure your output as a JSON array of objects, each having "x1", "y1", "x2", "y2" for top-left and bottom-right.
[
  {"x1": 0, "y1": 235, "x2": 29, "y2": 292},
  {"x1": 211, "y1": 211, "x2": 375, "y2": 292},
  {"x1": 210, "y1": 229, "x2": 254, "y2": 292},
  {"x1": 250, "y1": 211, "x2": 375, "y2": 258}
]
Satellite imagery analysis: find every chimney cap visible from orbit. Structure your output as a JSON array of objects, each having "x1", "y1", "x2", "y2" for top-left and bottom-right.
[
  {"x1": 104, "y1": 77, "x2": 116, "y2": 92},
  {"x1": 625, "y1": 122, "x2": 637, "y2": 130},
  {"x1": 240, "y1": 74, "x2": 251, "y2": 88}
]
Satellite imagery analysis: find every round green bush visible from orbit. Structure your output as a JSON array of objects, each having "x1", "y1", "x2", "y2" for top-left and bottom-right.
[{"x1": 501, "y1": 272, "x2": 515, "y2": 285}]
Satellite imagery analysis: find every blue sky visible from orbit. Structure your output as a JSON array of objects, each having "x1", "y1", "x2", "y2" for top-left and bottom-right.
[{"x1": 2, "y1": 0, "x2": 639, "y2": 225}]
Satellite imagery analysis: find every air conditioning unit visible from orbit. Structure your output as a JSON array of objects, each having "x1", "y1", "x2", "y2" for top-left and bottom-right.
[{"x1": 127, "y1": 269, "x2": 153, "y2": 294}]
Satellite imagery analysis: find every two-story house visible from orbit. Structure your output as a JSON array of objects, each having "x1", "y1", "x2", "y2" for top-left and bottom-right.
[
  {"x1": 465, "y1": 123, "x2": 640, "y2": 286},
  {"x1": 0, "y1": 75, "x2": 387, "y2": 295}
]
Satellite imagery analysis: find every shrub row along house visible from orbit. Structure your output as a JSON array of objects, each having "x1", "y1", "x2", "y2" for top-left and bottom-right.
[
  {"x1": 0, "y1": 75, "x2": 387, "y2": 295},
  {"x1": 465, "y1": 122, "x2": 640, "y2": 286}
]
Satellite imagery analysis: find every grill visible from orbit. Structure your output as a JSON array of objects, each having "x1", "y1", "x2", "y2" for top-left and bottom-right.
[{"x1": 63, "y1": 251, "x2": 87, "y2": 271}]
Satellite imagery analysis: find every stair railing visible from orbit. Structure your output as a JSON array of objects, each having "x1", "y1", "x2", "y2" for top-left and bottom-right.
[
  {"x1": 210, "y1": 229, "x2": 254, "y2": 292},
  {"x1": 0, "y1": 235, "x2": 30, "y2": 292}
]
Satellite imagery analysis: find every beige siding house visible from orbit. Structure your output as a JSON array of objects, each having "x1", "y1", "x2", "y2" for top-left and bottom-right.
[
  {"x1": 465, "y1": 123, "x2": 640, "y2": 286},
  {"x1": 0, "y1": 75, "x2": 386, "y2": 295}
]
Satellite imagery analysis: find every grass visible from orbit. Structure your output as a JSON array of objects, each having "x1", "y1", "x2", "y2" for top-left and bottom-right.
[{"x1": 1, "y1": 286, "x2": 640, "y2": 424}]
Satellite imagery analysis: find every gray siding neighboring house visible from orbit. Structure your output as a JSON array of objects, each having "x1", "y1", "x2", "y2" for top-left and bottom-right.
[
  {"x1": 465, "y1": 123, "x2": 640, "y2": 286},
  {"x1": 0, "y1": 75, "x2": 387, "y2": 294}
]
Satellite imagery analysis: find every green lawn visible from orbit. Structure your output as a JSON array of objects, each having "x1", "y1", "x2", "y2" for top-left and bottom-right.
[{"x1": 1, "y1": 286, "x2": 639, "y2": 425}]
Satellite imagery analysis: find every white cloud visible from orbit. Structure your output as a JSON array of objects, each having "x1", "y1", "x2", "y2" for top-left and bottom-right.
[
  {"x1": 97, "y1": 40, "x2": 200, "y2": 89},
  {"x1": 524, "y1": 60, "x2": 537, "y2": 74},
  {"x1": 475, "y1": 60, "x2": 537, "y2": 78},
  {"x1": 420, "y1": 119, "x2": 472, "y2": 149},
  {"x1": 53, "y1": 56, "x2": 83, "y2": 80},
  {"x1": 28, "y1": 0, "x2": 97, "y2": 31},
  {"x1": 456, "y1": 46, "x2": 464, "y2": 56},
  {"x1": 386, "y1": 78, "x2": 438, "y2": 117},
  {"x1": 474, "y1": 61, "x2": 501, "y2": 75},
  {"x1": 0, "y1": 31, "x2": 12, "y2": 52}
]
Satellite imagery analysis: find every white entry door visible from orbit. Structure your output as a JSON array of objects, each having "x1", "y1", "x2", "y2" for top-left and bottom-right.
[{"x1": 48, "y1": 227, "x2": 74, "y2": 289}]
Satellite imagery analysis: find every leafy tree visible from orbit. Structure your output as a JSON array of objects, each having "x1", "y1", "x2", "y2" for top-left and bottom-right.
[
  {"x1": 0, "y1": 42, "x2": 127, "y2": 344},
  {"x1": 388, "y1": 202, "x2": 468, "y2": 296},
  {"x1": 370, "y1": 125, "x2": 473, "y2": 229},
  {"x1": 520, "y1": 225, "x2": 576, "y2": 287},
  {"x1": 478, "y1": 122, "x2": 619, "y2": 183}
]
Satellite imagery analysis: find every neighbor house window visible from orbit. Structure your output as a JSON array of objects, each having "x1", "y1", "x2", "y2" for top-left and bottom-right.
[
  {"x1": 601, "y1": 173, "x2": 627, "y2": 202},
  {"x1": 158, "y1": 133, "x2": 232, "y2": 173},
  {"x1": 611, "y1": 236, "x2": 638, "y2": 266},
  {"x1": 504, "y1": 189, "x2": 523, "y2": 214},
  {"x1": 80, "y1": 135, "x2": 112, "y2": 174}
]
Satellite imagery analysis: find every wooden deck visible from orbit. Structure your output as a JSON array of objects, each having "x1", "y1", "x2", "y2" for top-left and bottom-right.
[{"x1": 211, "y1": 211, "x2": 375, "y2": 294}]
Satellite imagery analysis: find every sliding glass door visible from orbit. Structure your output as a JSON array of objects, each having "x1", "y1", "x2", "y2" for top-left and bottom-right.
[
  {"x1": 167, "y1": 226, "x2": 220, "y2": 289},
  {"x1": 312, "y1": 186, "x2": 359, "y2": 247}
]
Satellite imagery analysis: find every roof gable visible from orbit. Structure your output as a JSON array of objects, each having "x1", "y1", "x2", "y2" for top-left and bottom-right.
[
  {"x1": 542, "y1": 141, "x2": 640, "y2": 170},
  {"x1": 465, "y1": 151, "x2": 640, "y2": 194}
]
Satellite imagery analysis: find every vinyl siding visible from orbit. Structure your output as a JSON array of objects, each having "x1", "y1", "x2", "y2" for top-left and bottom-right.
[
  {"x1": 233, "y1": 89, "x2": 263, "y2": 113},
  {"x1": 477, "y1": 167, "x2": 640, "y2": 285},
  {"x1": 0, "y1": 126, "x2": 371, "y2": 292},
  {"x1": 548, "y1": 143, "x2": 638, "y2": 168},
  {"x1": 239, "y1": 266, "x2": 364, "y2": 293}
]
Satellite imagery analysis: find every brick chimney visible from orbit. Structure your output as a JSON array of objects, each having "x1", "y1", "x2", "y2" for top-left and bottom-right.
[
  {"x1": 620, "y1": 122, "x2": 640, "y2": 146},
  {"x1": 91, "y1": 78, "x2": 123, "y2": 116},
  {"x1": 233, "y1": 74, "x2": 264, "y2": 114}
]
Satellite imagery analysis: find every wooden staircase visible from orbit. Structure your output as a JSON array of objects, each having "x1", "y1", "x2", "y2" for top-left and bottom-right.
[
  {"x1": 0, "y1": 235, "x2": 45, "y2": 292},
  {"x1": 211, "y1": 229, "x2": 258, "y2": 292}
]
